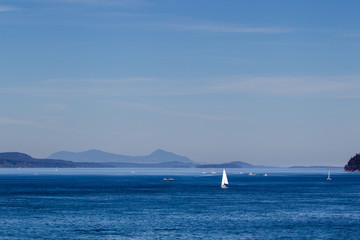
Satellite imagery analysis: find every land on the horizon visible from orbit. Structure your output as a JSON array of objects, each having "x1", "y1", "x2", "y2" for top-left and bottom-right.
[
  {"x1": 344, "y1": 154, "x2": 360, "y2": 172},
  {"x1": 289, "y1": 166, "x2": 342, "y2": 169},
  {"x1": 0, "y1": 149, "x2": 344, "y2": 169}
]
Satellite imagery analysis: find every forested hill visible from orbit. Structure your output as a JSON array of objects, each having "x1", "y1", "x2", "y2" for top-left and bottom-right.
[
  {"x1": 0, "y1": 152, "x2": 101, "y2": 168},
  {"x1": 344, "y1": 154, "x2": 360, "y2": 172}
]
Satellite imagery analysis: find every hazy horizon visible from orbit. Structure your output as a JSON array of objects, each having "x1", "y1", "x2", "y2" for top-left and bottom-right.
[{"x1": 1, "y1": 0, "x2": 359, "y2": 166}]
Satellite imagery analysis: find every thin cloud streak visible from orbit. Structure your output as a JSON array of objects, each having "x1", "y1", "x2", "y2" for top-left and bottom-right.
[
  {"x1": 343, "y1": 33, "x2": 360, "y2": 38},
  {"x1": 41, "y1": 77, "x2": 157, "y2": 85},
  {"x1": 0, "y1": 116, "x2": 101, "y2": 133},
  {"x1": 334, "y1": 95, "x2": 360, "y2": 99},
  {"x1": 0, "y1": 117, "x2": 50, "y2": 128},
  {"x1": 1, "y1": 77, "x2": 208, "y2": 98},
  {"x1": 168, "y1": 23, "x2": 293, "y2": 33},
  {"x1": 0, "y1": 5, "x2": 18, "y2": 12},
  {"x1": 52, "y1": 0, "x2": 148, "y2": 7},
  {"x1": 212, "y1": 75, "x2": 360, "y2": 95},
  {"x1": 110, "y1": 101, "x2": 242, "y2": 121},
  {"x1": 2, "y1": 75, "x2": 360, "y2": 98},
  {"x1": 44, "y1": 103, "x2": 68, "y2": 110}
]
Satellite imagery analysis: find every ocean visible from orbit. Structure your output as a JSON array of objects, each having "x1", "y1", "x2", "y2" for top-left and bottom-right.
[{"x1": 0, "y1": 168, "x2": 359, "y2": 239}]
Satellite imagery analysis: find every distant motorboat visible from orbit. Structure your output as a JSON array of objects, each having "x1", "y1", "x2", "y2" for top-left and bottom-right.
[
  {"x1": 264, "y1": 173, "x2": 268, "y2": 176},
  {"x1": 327, "y1": 169, "x2": 332, "y2": 181},
  {"x1": 221, "y1": 169, "x2": 228, "y2": 189},
  {"x1": 249, "y1": 172, "x2": 255, "y2": 176},
  {"x1": 162, "y1": 178, "x2": 174, "y2": 181}
]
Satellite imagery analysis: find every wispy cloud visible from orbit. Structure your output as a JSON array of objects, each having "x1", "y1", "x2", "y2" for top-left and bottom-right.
[
  {"x1": 41, "y1": 77, "x2": 156, "y2": 85},
  {"x1": 0, "y1": 117, "x2": 48, "y2": 128},
  {"x1": 0, "y1": 5, "x2": 18, "y2": 12},
  {"x1": 343, "y1": 33, "x2": 360, "y2": 38},
  {"x1": 168, "y1": 23, "x2": 293, "y2": 33},
  {"x1": 110, "y1": 101, "x2": 241, "y2": 121},
  {"x1": 52, "y1": 0, "x2": 148, "y2": 7},
  {"x1": 209, "y1": 57, "x2": 250, "y2": 64},
  {"x1": 44, "y1": 103, "x2": 68, "y2": 110},
  {"x1": 212, "y1": 75, "x2": 360, "y2": 95},
  {"x1": 2, "y1": 75, "x2": 360, "y2": 99},
  {"x1": 334, "y1": 95, "x2": 360, "y2": 99},
  {"x1": 0, "y1": 116, "x2": 90, "y2": 133},
  {"x1": 37, "y1": 77, "x2": 207, "y2": 97}
]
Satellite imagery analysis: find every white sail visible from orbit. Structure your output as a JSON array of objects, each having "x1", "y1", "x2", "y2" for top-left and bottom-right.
[
  {"x1": 327, "y1": 169, "x2": 331, "y2": 181},
  {"x1": 221, "y1": 169, "x2": 228, "y2": 188}
]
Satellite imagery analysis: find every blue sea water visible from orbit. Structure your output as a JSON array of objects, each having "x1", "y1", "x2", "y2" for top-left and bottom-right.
[{"x1": 0, "y1": 168, "x2": 359, "y2": 239}]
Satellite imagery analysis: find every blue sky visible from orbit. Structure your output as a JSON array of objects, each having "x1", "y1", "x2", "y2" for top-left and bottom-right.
[{"x1": 1, "y1": 0, "x2": 360, "y2": 166}]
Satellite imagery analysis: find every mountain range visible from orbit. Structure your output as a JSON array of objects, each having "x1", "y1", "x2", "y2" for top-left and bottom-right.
[
  {"x1": 48, "y1": 149, "x2": 193, "y2": 164},
  {"x1": 0, "y1": 150, "x2": 342, "y2": 169},
  {"x1": 0, "y1": 149, "x2": 254, "y2": 168},
  {"x1": 0, "y1": 152, "x2": 96, "y2": 168}
]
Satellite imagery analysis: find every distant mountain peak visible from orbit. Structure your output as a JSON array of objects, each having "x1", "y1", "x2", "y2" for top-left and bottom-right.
[
  {"x1": 84, "y1": 149, "x2": 104, "y2": 153},
  {"x1": 148, "y1": 149, "x2": 192, "y2": 163},
  {"x1": 150, "y1": 149, "x2": 173, "y2": 156}
]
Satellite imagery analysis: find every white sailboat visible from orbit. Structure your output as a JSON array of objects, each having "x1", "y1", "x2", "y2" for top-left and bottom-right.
[
  {"x1": 221, "y1": 169, "x2": 229, "y2": 188},
  {"x1": 327, "y1": 169, "x2": 332, "y2": 181}
]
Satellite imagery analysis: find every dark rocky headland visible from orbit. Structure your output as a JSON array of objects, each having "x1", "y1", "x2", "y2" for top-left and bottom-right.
[{"x1": 344, "y1": 154, "x2": 360, "y2": 172}]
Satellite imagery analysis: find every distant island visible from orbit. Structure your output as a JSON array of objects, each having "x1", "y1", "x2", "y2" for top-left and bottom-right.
[
  {"x1": 0, "y1": 152, "x2": 101, "y2": 168},
  {"x1": 344, "y1": 154, "x2": 360, "y2": 172},
  {"x1": 0, "y1": 150, "x2": 349, "y2": 169},
  {"x1": 48, "y1": 149, "x2": 193, "y2": 164},
  {"x1": 289, "y1": 166, "x2": 341, "y2": 169},
  {"x1": 0, "y1": 150, "x2": 254, "y2": 169},
  {"x1": 195, "y1": 161, "x2": 255, "y2": 168}
]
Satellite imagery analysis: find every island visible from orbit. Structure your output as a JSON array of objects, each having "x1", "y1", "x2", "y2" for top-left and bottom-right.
[
  {"x1": 0, "y1": 150, "x2": 256, "y2": 169},
  {"x1": 344, "y1": 154, "x2": 360, "y2": 172},
  {"x1": 0, "y1": 152, "x2": 103, "y2": 168}
]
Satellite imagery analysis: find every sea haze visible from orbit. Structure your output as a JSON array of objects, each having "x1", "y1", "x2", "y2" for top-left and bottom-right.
[{"x1": 0, "y1": 168, "x2": 359, "y2": 239}]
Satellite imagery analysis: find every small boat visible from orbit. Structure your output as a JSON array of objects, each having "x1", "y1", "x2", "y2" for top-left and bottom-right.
[
  {"x1": 264, "y1": 173, "x2": 268, "y2": 176},
  {"x1": 221, "y1": 169, "x2": 229, "y2": 188},
  {"x1": 162, "y1": 178, "x2": 174, "y2": 181},
  {"x1": 249, "y1": 172, "x2": 255, "y2": 176},
  {"x1": 327, "y1": 169, "x2": 332, "y2": 181}
]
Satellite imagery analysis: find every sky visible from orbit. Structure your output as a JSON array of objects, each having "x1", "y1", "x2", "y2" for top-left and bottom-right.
[{"x1": 1, "y1": 0, "x2": 360, "y2": 166}]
